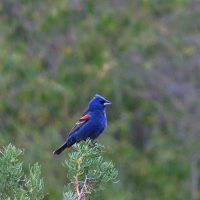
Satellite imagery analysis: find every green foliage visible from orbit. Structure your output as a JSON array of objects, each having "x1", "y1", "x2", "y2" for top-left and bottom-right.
[
  {"x1": 63, "y1": 140, "x2": 118, "y2": 200},
  {"x1": 0, "y1": 144, "x2": 44, "y2": 200},
  {"x1": 63, "y1": 191, "x2": 77, "y2": 200}
]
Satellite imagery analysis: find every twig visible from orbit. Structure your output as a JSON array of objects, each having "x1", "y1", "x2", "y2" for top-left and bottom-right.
[{"x1": 74, "y1": 176, "x2": 80, "y2": 197}]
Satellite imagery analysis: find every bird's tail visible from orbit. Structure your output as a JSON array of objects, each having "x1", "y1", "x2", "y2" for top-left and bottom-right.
[
  {"x1": 53, "y1": 142, "x2": 69, "y2": 155},
  {"x1": 53, "y1": 136, "x2": 76, "y2": 155}
]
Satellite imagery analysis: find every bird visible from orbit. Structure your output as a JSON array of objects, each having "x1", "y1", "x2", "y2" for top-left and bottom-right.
[{"x1": 53, "y1": 94, "x2": 111, "y2": 155}]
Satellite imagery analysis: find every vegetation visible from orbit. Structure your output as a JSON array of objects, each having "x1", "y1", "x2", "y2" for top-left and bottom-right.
[
  {"x1": 0, "y1": 144, "x2": 44, "y2": 200},
  {"x1": 63, "y1": 140, "x2": 118, "y2": 200},
  {"x1": 0, "y1": 0, "x2": 200, "y2": 199},
  {"x1": 0, "y1": 142, "x2": 117, "y2": 200}
]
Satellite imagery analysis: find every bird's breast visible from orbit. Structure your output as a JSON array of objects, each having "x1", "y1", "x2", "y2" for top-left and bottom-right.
[{"x1": 91, "y1": 110, "x2": 107, "y2": 131}]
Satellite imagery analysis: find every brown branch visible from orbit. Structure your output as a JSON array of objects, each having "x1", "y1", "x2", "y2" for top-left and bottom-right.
[
  {"x1": 74, "y1": 175, "x2": 91, "y2": 200},
  {"x1": 74, "y1": 176, "x2": 80, "y2": 197}
]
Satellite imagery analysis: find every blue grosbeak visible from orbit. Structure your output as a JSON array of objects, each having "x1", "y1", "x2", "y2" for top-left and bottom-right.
[{"x1": 53, "y1": 94, "x2": 111, "y2": 155}]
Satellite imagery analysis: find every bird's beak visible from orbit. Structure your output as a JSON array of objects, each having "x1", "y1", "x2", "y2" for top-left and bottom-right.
[{"x1": 104, "y1": 100, "x2": 112, "y2": 106}]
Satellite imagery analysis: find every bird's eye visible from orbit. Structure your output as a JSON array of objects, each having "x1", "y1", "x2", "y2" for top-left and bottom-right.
[{"x1": 100, "y1": 100, "x2": 105, "y2": 104}]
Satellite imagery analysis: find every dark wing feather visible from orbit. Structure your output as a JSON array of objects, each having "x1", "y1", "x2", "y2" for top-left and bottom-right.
[{"x1": 53, "y1": 113, "x2": 91, "y2": 155}]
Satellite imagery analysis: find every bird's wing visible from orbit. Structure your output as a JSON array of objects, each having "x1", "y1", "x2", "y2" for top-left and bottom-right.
[{"x1": 68, "y1": 113, "x2": 91, "y2": 137}]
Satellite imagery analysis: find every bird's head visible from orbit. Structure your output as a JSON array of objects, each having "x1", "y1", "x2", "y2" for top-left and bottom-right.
[{"x1": 88, "y1": 94, "x2": 111, "y2": 111}]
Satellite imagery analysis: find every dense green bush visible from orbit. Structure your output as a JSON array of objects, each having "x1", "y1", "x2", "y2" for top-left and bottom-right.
[
  {"x1": 0, "y1": 142, "x2": 118, "y2": 200},
  {"x1": 0, "y1": 144, "x2": 44, "y2": 200},
  {"x1": 63, "y1": 140, "x2": 118, "y2": 200}
]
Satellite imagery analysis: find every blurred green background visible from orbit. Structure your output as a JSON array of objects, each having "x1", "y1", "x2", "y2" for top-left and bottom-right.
[{"x1": 0, "y1": 0, "x2": 200, "y2": 199}]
